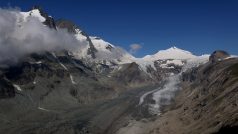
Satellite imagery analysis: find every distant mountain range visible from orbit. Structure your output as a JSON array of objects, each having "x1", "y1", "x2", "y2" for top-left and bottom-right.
[{"x1": 0, "y1": 7, "x2": 237, "y2": 134}]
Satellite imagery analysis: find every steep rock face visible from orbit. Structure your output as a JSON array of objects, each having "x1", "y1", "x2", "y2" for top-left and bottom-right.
[
  {"x1": 0, "y1": 51, "x2": 114, "y2": 102},
  {"x1": 112, "y1": 62, "x2": 154, "y2": 87},
  {"x1": 149, "y1": 58, "x2": 238, "y2": 134},
  {"x1": 0, "y1": 79, "x2": 15, "y2": 99},
  {"x1": 31, "y1": 6, "x2": 57, "y2": 29},
  {"x1": 56, "y1": 19, "x2": 98, "y2": 59}
]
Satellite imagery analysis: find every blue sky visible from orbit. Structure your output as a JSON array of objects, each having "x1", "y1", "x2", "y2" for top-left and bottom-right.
[{"x1": 1, "y1": 0, "x2": 238, "y2": 57}]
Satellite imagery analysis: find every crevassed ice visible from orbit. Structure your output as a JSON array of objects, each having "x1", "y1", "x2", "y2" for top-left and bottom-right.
[{"x1": 149, "y1": 75, "x2": 180, "y2": 115}]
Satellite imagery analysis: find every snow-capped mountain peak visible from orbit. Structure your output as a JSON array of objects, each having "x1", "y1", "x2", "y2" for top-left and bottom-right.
[
  {"x1": 72, "y1": 32, "x2": 135, "y2": 65},
  {"x1": 89, "y1": 36, "x2": 115, "y2": 52},
  {"x1": 17, "y1": 8, "x2": 206, "y2": 69},
  {"x1": 89, "y1": 36, "x2": 135, "y2": 64},
  {"x1": 20, "y1": 9, "x2": 46, "y2": 22},
  {"x1": 142, "y1": 46, "x2": 196, "y2": 61}
]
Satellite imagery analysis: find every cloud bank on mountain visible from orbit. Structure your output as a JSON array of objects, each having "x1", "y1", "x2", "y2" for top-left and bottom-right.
[{"x1": 0, "y1": 8, "x2": 84, "y2": 67}]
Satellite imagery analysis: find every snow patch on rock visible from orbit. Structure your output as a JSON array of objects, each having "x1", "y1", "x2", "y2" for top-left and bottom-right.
[
  {"x1": 13, "y1": 84, "x2": 22, "y2": 91},
  {"x1": 70, "y1": 74, "x2": 76, "y2": 84},
  {"x1": 38, "y1": 107, "x2": 51, "y2": 112}
]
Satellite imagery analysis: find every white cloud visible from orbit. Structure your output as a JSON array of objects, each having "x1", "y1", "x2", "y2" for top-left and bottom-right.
[
  {"x1": 0, "y1": 8, "x2": 84, "y2": 67},
  {"x1": 129, "y1": 43, "x2": 142, "y2": 54}
]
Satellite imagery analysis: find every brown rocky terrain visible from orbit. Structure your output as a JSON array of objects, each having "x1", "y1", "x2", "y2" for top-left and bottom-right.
[{"x1": 147, "y1": 58, "x2": 238, "y2": 134}]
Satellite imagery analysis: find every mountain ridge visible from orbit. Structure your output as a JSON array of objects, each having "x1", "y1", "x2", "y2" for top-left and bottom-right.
[
  {"x1": 19, "y1": 8, "x2": 208, "y2": 63},
  {"x1": 0, "y1": 7, "x2": 237, "y2": 134}
]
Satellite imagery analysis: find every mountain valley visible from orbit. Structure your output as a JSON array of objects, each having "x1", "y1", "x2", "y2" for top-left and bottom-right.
[{"x1": 0, "y1": 7, "x2": 237, "y2": 134}]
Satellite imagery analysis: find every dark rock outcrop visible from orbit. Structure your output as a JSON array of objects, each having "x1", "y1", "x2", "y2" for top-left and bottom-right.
[
  {"x1": 113, "y1": 62, "x2": 154, "y2": 86},
  {"x1": 209, "y1": 50, "x2": 230, "y2": 62},
  {"x1": 0, "y1": 79, "x2": 15, "y2": 99}
]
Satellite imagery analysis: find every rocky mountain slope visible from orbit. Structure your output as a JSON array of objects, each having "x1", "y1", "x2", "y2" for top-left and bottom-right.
[
  {"x1": 0, "y1": 7, "x2": 237, "y2": 134},
  {"x1": 146, "y1": 57, "x2": 238, "y2": 134}
]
